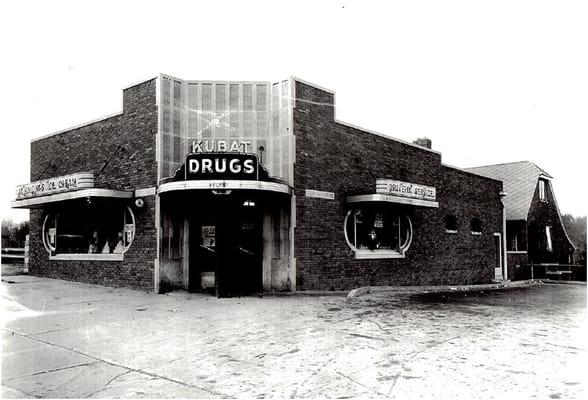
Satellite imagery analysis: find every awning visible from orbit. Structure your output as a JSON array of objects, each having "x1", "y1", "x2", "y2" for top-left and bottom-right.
[
  {"x1": 11, "y1": 188, "x2": 134, "y2": 209},
  {"x1": 346, "y1": 194, "x2": 439, "y2": 208},
  {"x1": 158, "y1": 180, "x2": 291, "y2": 195}
]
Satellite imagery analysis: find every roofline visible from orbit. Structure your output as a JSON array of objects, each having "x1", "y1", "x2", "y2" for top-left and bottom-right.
[
  {"x1": 31, "y1": 75, "x2": 158, "y2": 144},
  {"x1": 465, "y1": 160, "x2": 553, "y2": 178},
  {"x1": 547, "y1": 180, "x2": 577, "y2": 250},
  {"x1": 441, "y1": 163, "x2": 504, "y2": 183},
  {"x1": 335, "y1": 120, "x2": 442, "y2": 155},
  {"x1": 289, "y1": 77, "x2": 441, "y2": 155},
  {"x1": 160, "y1": 73, "x2": 282, "y2": 86},
  {"x1": 31, "y1": 112, "x2": 123, "y2": 143},
  {"x1": 465, "y1": 160, "x2": 535, "y2": 169},
  {"x1": 290, "y1": 76, "x2": 336, "y2": 94}
]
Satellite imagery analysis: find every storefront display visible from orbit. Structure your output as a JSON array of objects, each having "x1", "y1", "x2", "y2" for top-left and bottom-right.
[{"x1": 12, "y1": 75, "x2": 506, "y2": 294}]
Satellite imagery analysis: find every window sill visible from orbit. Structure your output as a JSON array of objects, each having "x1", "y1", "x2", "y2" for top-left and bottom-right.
[
  {"x1": 445, "y1": 230, "x2": 458, "y2": 234},
  {"x1": 471, "y1": 231, "x2": 482, "y2": 236},
  {"x1": 507, "y1": 250, "x2": 527, "y2": 254},
  {"x1": 49, "y1": 253, "x2": 124, "y2": 261},
  {"x1": 354, "y1": 249, "x2": 406, "y2": 259}
]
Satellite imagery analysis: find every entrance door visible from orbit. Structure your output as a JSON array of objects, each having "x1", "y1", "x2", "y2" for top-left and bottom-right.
[
  {"x1": 189, "y1": 218, "x2": 218, "y2": 292},
  {"x1": 189, "y1": 197, "x2": 263, "y2": 297},
  {"x1": 493, "y1": 233, "x2": 503, "y2": 280},
  {"x1": 217, "y1": 203, "x2": 263, "y2": 297}
]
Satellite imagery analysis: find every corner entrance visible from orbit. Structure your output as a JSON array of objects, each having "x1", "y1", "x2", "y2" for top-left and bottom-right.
[
  {"x1": 189, "y1": 195, "x2": 263, "y2": 297},
  {"x1": 157, "y1": 182, "x2": 293, "y2": 296}
]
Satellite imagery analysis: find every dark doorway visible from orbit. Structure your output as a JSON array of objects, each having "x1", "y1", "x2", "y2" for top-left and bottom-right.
[{"x1": 189, "y1": 195, "x2": 263, "y2": 297}]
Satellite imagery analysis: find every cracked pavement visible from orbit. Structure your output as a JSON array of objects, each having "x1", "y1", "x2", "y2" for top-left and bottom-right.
[{"x1": 1, "y1": 275, "x2": 586, "y2": 399}]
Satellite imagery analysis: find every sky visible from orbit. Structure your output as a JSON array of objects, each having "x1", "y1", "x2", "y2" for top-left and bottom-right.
[{"x1": 1, "y1": 0, "x2": 586, "y2": 222}]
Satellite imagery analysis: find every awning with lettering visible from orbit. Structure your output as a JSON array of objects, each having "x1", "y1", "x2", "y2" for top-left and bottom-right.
[
  {"x1": 11, "y1": 188, "x2": 134, "y2": 209},
  {"x1": 346, "y1": 194, "x2": 439, "y2": 208},
  {"x1": 346, "y1": 178, "x2": 439, "y2": 208}
]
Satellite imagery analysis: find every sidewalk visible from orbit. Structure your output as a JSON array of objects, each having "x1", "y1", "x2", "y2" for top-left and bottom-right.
[{"x1": 2, "y1": 275, "x2": 586, "y2": 399}]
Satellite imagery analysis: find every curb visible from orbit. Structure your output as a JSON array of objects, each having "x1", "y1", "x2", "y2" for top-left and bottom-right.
[
  {"x1": 347, "y1": 287, "x2": 371, "y2": 298},
  {"x1": 346, "y1": 280, "x2": 545, "y2": 298}
]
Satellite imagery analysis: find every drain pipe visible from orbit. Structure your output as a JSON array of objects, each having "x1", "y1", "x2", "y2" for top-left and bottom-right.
[{"x1": 500, "y1": 190, "x2": 508, "y2": 280}]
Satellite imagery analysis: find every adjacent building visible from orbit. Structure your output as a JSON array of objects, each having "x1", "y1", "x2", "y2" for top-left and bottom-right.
[
  {"x1": 12, "y1": 75, "x2": 506, "y2": 295},
  {"x1": 466, "y1": 161, "x2": 576, "y2": 280}
]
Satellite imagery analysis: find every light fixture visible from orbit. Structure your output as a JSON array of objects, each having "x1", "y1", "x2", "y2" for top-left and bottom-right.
[
  {"x1": 212, "y1": 189, "x2": 232, "y2": 195},
  {"x1": 242, "y1": 200, "x2": 256, "y2": 207}
]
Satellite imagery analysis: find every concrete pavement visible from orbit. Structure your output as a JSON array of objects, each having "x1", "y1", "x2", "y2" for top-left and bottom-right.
[{"x1": 1, "y1": 275, "x2": 586, "y2": 399}]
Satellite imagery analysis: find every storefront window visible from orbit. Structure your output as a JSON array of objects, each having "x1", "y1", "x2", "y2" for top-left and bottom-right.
[
  {"x1": 42, "y1": 204, "x2": 135, "y2": 258},
  {"x1": 344, "y1": 206, "x2": 412, "y2": 259}
]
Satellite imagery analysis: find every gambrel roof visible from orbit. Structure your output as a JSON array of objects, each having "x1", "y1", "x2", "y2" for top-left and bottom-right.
[{"x1": 465, "y1": 161, "x2": 552, "y2": 221}]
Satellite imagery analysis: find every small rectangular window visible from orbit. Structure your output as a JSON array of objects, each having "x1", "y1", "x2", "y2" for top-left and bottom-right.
[
  {"x1": 445, "y1": 215, "x2": 458, "y2": 233},
  {"x1": 470, "y1": 218, "x2": 482, "y2": 235},
  {"x1": 509, "y1": 233, "x2": 518, "y2": 251},
  {"x1": 539, "y1": 180, "x2": 547, "y2": 201},
  {"x1": 545, "y1": 226, "x2": 553, "y2": 252}
]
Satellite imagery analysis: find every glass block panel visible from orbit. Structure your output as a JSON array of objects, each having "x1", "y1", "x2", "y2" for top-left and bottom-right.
[
  {"x1": 188, "y1": 84, "x2": 198, "y2": 109},
  {"x1": 162, "y1": 134, "x2": 172, "y2": 162},
  {"x1": 200, "y1": 126, "x2": 211, "y2": 139},
  {"x1": 215, "y1": 84, "x2": 226, "y2": 111},
  {"x1": 173, "y1": 80, "x2": 182, "y2": 108},
  {"x1": 162, "y1": 78, "x2": 171, "y2": 106},
  {"x1": 243, "y1": 84, "x2": 253, "y2": 111},
  {"x1": 256, "y1": 84, "x2": 267, "y2": 111},
  {"x1": 229, "y1": 112, "x2": 240, "y2": 138},
  {"x1": 188, "y1": 111, "x2": 199, "y2": 137},
  {"x1": 173, "y1": 110, "x2": 181, "y2": 135},
  {"x1": 162, "y1": 106, "x2": 171, "y2": 133},
  {"x1": 243, "y1": 111, "x2": 253, "y2": 136},
  {"x1": 173, "y1": 136, "x2": 182, "y2": 162},
  {"x1": 272, "y1": 83, "x2": 280, "y2": 133},
  {"x1": 215, "y1": 84, "x2": 227, "y2": 137},
  {"x1": 229, "y1": 84, "x2": 239, "y2": 111},
  {"x1": 159, "y1": 77, "x2": 294, "y2": 183},
  {"x1": 182, "y1": 137, "x2": 191, "y2": 157},
  {"x1": 201, "y1": 84, "x2": 212, "y2": 111},
  {"x1": 257, "y1": 112, "x2": 268, "y2": 138}
]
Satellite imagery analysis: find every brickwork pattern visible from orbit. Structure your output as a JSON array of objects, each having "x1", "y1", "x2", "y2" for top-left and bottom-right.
[
  {"x1": 293, "y1": 81, "x2": 504, "y2": 290},
  {"x1": 28, "y1": 79, "x2": 158, "y2": 290}
]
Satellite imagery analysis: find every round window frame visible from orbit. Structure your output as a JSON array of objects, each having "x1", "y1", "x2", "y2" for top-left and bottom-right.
[
  {"x1": 42, "y1": 213, "x2": 56, "y2": 254},
  {"x1": 343, "y1": 208, "x2": 413, "y2": 256},
  {"x1": 122, "y1": 206, "x2": 136, "y2": 253}
]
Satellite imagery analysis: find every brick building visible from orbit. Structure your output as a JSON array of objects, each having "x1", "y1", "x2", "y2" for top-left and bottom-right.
[
  {"x1": 466, "y1": 161, "x2": 576, "y2": 280},
  {"x1": 12, "y1": 75, "x2": 506, "y2": 295}
]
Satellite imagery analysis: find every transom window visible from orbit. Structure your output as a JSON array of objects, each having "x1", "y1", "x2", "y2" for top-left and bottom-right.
[
  {"x1": 344, "y1": 206, "x2": 412, "y2": 259},
  {"x1": 43, "y1": 204, "x2": 135, "y2": 259}
]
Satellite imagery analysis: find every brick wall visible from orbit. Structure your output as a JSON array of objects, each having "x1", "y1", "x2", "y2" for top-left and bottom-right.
[
  {"x1": 28, "y1": 79, "x2": 158, "y2": 290},
  {"x1": 293, "y1": 81, "x2": 504, "y2": 290}
]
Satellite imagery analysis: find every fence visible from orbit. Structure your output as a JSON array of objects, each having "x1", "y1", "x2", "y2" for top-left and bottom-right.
[{"x1": 530, "y1": 263, "x2": 585, "y2": 281}]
